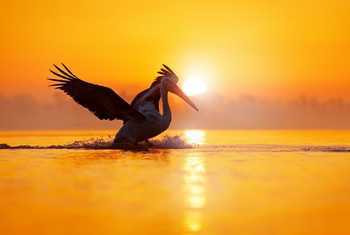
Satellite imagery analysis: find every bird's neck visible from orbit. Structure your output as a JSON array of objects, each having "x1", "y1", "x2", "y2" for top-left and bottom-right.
[{"x1": 161, "y1": 84, "x2": 172, "y2": 125}]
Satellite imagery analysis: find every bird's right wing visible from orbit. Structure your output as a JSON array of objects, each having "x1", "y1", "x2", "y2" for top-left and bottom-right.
[{"x1": 48, "y1": 64, "x2": 145, "y2": 122}]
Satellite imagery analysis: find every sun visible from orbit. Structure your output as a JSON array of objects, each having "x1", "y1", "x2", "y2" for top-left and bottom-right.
[{"x1": 182, "y1": 76, "x2": 208, "y2": 96}]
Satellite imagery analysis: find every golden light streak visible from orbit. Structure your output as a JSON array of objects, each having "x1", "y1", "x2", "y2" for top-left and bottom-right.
[{"x1": 183, "y1": 154, "x2": 206, "y2": 233}]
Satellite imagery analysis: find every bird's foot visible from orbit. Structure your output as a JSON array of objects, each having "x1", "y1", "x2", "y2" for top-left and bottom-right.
[
  {"x1": 112, "y1": 142, "x2": 143, "y2": 150},
  {"x1": 112, "y1": 140, "x2": 150, "y2": 151}
]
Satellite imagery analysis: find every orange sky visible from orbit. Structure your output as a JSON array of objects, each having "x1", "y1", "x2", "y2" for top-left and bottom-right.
[
  {"x1": 1, "y1": 0, "x2": 350, "y2": 129},
  {"x1": 2, "y1": 0, "x2": 350, "y2": 98}
]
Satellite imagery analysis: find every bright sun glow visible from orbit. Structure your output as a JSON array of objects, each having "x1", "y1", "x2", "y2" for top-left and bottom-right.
[{"x1": 182, "y1": 76, "x2": 208, "y2": 96}]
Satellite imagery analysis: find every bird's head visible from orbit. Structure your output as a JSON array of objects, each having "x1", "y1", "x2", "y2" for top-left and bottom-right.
[
  {"x1": 161, "y1": 75, "x2": 199, "y2": 112},
  {"x1": 134, "y1": 64, "x2": 198, "y2": 112}
]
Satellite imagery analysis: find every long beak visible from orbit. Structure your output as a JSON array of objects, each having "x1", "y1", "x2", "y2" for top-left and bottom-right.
[{"x1": 170, "y1": 83, "x2": 199, "y2": 111}]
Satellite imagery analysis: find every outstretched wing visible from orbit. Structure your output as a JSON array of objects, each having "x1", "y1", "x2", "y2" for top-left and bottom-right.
[
  {"x1": 48, "y1": 64, "x2": 145, "y2": 121},
  {"x1": 131, "y1": 64, "x2": 178, "y2": 111}
]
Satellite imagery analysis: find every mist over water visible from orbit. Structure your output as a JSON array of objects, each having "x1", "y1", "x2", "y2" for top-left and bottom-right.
[
  {"x1": 1, "y1": 93, "x2": 350, "y2": 130},
  {"x1": 1, "y1": 130, "x2": 350, "y2": 152}
]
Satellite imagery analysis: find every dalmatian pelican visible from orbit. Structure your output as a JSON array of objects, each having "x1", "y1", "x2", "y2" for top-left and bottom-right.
[{"x1": 48, "y1": 64, "x2": 198, "y2": 146}]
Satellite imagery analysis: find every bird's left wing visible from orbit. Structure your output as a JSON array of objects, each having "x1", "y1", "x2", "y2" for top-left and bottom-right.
[{"x1": 48, "y1": 64, "x2": 145, "y2": 122}]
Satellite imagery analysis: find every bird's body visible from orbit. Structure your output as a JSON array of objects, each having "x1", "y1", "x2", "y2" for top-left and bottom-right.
[
  {"x1": 48, "y1": 64, "x2": 198, "y2": 146},
  {"x1": 115, "y1": 106, "x2": 169, "y2": 144}
]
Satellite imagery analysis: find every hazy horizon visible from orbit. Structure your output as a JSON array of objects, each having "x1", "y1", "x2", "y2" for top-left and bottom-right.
[{"x1": 1, "y1": 91, "x2": 350, "y2": 130}]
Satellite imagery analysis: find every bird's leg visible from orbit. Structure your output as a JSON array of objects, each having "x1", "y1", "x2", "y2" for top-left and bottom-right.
[
  {"x1": 113, "y1": 135, "x2": 138, "y2": 149},
  {"x1": 112, "y1": 140, "x2": 142, "y2": 150}
]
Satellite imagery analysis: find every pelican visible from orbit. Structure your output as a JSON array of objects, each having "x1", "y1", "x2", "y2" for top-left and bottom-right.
[{"x1": 48, "y1": 64, "x2": 198, "y2": 146}]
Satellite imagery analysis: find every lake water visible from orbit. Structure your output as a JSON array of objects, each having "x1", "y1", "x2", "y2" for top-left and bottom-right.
[{"x1": 0, "y1": 130, "x2": 349, "y2": 235}]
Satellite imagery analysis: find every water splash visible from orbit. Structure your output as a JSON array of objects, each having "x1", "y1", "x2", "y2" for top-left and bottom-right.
[
  {"x1": 149, "y1": 135, "x2": 192, "y2": 148},
  {"x1": 0, "y1": 135, "x2": 192, "y2": 150}
]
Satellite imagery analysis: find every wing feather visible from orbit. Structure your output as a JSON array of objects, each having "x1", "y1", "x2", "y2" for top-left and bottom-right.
[{"x1": 48, "y1": 64, "x2": 145, "y2": 121}]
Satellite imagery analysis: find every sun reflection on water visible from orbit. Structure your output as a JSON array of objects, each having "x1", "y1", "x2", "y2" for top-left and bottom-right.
[
  {"x1": 184, "y1": 211, "x2": 203, "y2": 233},
  {"x1": 183, "y1": 153, "x2": 206, "y2": 233},
  {"x1": 184, "y1": 130, "x2": 206, "y2": 145}
]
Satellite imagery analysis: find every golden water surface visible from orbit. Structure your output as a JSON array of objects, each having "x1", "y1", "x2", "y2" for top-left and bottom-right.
[{"x1": 0, "y1": 130, "x2": 350, "y2": 235}]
